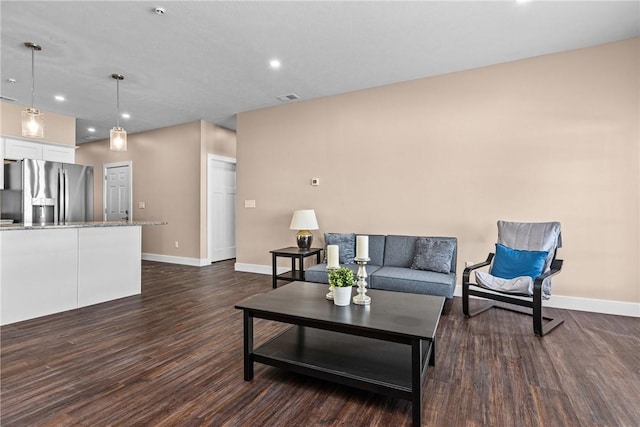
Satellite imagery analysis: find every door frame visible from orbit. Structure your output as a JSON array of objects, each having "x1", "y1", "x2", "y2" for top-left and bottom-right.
[
  {"x1": 103, "y1": 161, "x2": 133, "y2": 222},
  {"x1": 207, "y1": 154, "x2": 237, "y2": 263}
]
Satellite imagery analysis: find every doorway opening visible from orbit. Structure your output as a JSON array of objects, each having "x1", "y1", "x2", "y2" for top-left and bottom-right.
[
  {"x1": 207, "y1": 154, "x2": 236, "y2": 263},
  {"x1": 103, "y1": 161, "x2": 132, "y2": 222}
]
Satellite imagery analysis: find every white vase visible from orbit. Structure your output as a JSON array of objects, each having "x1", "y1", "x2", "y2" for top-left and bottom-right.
[{"x1": 332, "y1": 286, "x2": 352, "y2": 306}]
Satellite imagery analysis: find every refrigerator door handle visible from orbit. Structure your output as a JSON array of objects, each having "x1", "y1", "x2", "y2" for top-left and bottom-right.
[
  {"x1": 57, "y1": 168, "x2": 63, "y2": 223},
  {"x1": 63, "y1": 169, "x2": 70, "y2": 223}
]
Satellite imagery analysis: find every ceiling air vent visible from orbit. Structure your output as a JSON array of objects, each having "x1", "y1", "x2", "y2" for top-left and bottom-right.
[
  {"x1": 0, "y1": 95, "x2": 16, "y2": 102},
  {"x1": 83, "y1": 136, "x2": 98, "y2": 141},
  {"x1": 276, "y1": 93, "x2": 300, "y2": 102}
]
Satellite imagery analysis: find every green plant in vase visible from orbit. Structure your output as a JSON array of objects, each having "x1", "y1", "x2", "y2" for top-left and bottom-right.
[{"x1": 328, "y1": 267, "x2": 356, "y2": 287}]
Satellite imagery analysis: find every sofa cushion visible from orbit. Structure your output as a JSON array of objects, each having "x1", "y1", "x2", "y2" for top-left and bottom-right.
[
  {"x1": 305, "y1": 263, "x2": 381, "y2": 285},
  {"x1": 324, "y1": 233, "x2": 356, "y2": 265},
  {"x1": 362, "y1": 234, "x2": 385, "y2": 266},
  {"x1": 411, "y1": 237, "x2": 455, "y2": 274},
  {"x1": 370, "y1": 266, "x2": 456, "y2": 299},
  {"x1": 383, "y1": 235, "x2": 418, "y2": 267}
]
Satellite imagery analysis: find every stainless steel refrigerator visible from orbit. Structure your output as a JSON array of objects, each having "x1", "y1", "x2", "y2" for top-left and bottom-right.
[{"x1": 2, "y1": 159, "x2": 93, "y2": 225}]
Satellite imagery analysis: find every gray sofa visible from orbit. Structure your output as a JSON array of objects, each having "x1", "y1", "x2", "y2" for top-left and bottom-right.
[{"x1": 304, "y1": 234, "x2": 457, "y2": 301}]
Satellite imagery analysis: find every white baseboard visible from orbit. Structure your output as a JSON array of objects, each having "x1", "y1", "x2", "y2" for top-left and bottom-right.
[
  {"x1": 234, "y1": 264, "x2": 639, "y2": 318},
  {"x1": 234, "y1": 262, "x2": 289, "y2": 275},
  {"x1": 142, "y1": 253, "x2": 209, "y2": 267},
  {"x1": 453, "y1": 285, "x2": 639, "y2": 318}
]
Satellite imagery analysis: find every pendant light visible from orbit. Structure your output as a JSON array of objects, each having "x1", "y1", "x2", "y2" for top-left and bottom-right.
[
  {"x1": 109, "y1": 73, "x2": 127, "y2": 151},
  {"x1": 22, "y1": 42, "x2": 44, "y2": 138}
]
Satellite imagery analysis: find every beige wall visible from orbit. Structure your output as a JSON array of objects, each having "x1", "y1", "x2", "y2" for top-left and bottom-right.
[
  {"x1": 0, "y1": 101, "x2": 76, "y2": 146},
  {"x1": 236, "y1": 38, "x2": 640, "y2": 304},
  {"x1": 77, "y1": 120, "x2": 236, "y2": 261}
]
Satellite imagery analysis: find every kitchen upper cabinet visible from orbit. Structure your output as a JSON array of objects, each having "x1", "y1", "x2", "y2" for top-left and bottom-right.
[
  {"x1": 2, "y1": 137, "x2": 75, "y2": 163},
  {"x1": 4, "y1": 138, "x2": 43, "y2": 160},
  {"x1": 42, "y1": 144, "x2": 75, "y2": 163}
]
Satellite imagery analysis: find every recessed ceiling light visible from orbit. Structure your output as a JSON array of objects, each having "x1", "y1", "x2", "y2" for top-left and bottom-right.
[
  {"x1": 8, "y1": 78, "x2": 16, "y2": 83},
  {"x1": 276, "y1": 93, "x2": 300, "y2": 102},
  {"x1": 87, "y1": 127, "x2": 96, "y2": 132},
  {"x1": 121, "y1": 113, "x2": 130, "y2": 119},
  {"x1": 54, "y1": 95, "x2": 65, "y2": 101},
  {"x1": 154, "y1": 7, "x2": 166, "y2": 15},
  {"x1": 270, "y1": 59, "x2": 281, "y2": 69}
]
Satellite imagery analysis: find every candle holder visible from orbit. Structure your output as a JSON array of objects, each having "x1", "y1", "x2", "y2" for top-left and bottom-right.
[
  {"x1": 353, "y1": 257, "x2": 371, "y2": 305},
  {"x1": 326, "y1": 265, "x2": 338, "y2": 300}
]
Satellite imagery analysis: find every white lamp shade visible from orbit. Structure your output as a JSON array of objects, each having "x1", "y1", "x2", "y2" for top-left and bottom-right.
[
  {"x1": 289, "y1": 209, "x2": 319, "y2": 230},
  {"x1": 110, "y1": 126, "x2": 127, "y2": 151}
]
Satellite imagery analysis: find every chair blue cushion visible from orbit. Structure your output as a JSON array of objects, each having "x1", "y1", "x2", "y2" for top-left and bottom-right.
[
  {"x1": 490, "y1": 243, "x2": 548, "y2": 279},
  {"x1": 324, "y1": 233, "x2": 356, "y2": 265}
]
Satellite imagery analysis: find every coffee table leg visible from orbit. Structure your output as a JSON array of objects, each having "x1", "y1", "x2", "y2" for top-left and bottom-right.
[
  {"x1": 243, "y1": 310, "x2": 254, "y2": 381},
  {"x1": 429, "y1": 337, "x2": 436, "y2": 366},
  {"x1": 411, "y1": 338, "x2": 423, "y2": 427}
]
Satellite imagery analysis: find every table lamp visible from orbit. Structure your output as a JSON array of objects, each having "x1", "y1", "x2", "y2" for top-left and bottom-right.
[{"x1": 289, "y1": 209, "x2": 319, "y2": 250}]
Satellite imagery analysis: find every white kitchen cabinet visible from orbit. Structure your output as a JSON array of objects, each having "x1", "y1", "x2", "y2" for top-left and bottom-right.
[
  {"x1": 2, "y1": 137, "x2": 75, "y2": 163},
  {"x1": 0, "y1": 224, "x2": 145, "y2": 325},
  {"x1": 0, "y1": 228, "x2": 79, "y2": 324},
  {"x1": 4, "y1": 138, "x2": 43, "y2": 160},
  {"x1": 42, "y1": 144, "x2": 75, "y2": 163},
  {"x1": 77, "y1": 226, "x2": 141, "y2": 307}
]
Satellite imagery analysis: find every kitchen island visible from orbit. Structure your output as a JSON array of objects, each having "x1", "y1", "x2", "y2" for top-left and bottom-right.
[{"x1": 0, "y1": 221, "x2": 166, "y2": 325}]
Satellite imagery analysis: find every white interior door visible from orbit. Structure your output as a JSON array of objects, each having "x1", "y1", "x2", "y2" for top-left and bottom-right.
[
  {"x1": 103, "y1": 162, "x2": 132, "y2": 221},
  {"x1": 208, "y1": 155, "x2": 236, "y2": 262}
]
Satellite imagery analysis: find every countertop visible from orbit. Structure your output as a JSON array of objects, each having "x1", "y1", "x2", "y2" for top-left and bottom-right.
[{"x1": 0, "y1": 220, "x2": 167, "y2": 231}]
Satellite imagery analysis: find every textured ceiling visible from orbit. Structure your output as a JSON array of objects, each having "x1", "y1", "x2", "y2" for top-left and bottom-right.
[{"x1": 1, "y1": 1, "x2": 638, "y2": 144}]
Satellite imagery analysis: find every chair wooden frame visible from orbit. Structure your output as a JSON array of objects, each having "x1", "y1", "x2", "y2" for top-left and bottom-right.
[{"x1": 462, "y1": 252, "x2": 564, "y2": 336}]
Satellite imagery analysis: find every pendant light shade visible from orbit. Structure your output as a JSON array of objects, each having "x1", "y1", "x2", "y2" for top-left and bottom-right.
[
  {"x1": 22, "y1": 107, "x2": 44, "y2": 138},
  {"x1": 110, "y1": 126, "x2": 127, "y2": 151},
  {"x1": 22, "y1": 42, "x2": 44, "y2": 138},
  {"x1": 110, "y1": 74, "x2": 127, "y2": 151}
]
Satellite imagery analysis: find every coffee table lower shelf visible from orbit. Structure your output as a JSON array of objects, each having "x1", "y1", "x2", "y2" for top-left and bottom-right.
[{"x1": 252, "y1": 325, "x2": 432, "y2": 401}]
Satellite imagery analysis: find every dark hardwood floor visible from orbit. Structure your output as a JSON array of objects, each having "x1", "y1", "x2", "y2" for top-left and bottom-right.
[{"x1": 1, "y1": 260, "x2": 639, "y2": 426}]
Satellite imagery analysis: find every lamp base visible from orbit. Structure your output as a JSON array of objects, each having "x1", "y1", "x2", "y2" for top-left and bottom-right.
[{"x1": 296, "y1": 230, "x2": 313, "y2": 250}]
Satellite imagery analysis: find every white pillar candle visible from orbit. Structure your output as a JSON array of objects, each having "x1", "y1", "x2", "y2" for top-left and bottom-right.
[
  {"x1": 327, "y1": 244, "x2": 339, "y2": 268},
  {"x1": 356, "y1": 235, "x2": 369, "y2": 259}
]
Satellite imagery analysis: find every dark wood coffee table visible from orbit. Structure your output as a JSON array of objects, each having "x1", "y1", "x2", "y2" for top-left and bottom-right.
[{"x1": 235, "y1": 281, "x2": 444, "y2": 427}]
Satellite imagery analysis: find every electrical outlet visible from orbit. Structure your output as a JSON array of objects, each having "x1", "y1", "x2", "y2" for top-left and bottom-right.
[
  {"x1": 244, "y1": 200, "x2": 256, "y2": 208},
  {"x1": 138, "y1": 201, "x2": 145, "y2": 209},
  {"x1": 175, "y1": 241, "x2": 179, "y2": 248}
]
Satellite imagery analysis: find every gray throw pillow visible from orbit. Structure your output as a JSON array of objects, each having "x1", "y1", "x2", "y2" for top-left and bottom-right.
[
  {"x1": 324, "y1": 233, "x2": 356, "y2": 265},
  {"x1": 411, "y1": 237, "x2": 455, "y2": 274}
]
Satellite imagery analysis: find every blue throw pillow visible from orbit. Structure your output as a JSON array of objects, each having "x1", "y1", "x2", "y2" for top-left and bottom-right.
[
  {"x1": 490, "y1": 243, "x2": 548, "y2": 279},
  {"x1": 324, "y1": 233, "x2": 356, "y2": 265}
]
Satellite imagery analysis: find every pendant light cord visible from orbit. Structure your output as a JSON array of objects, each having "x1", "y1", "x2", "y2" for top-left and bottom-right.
[
  {"x1": 116, "y1": 78, "x2": 120, "y2": 128},
  {"x1": 30, "y1": 47, "x2": 35, "y2": 109}
]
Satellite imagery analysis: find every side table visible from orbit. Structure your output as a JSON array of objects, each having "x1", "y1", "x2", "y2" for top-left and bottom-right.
[{"x1": 270, "y1": 247, "x2": 323, "y2": 288}]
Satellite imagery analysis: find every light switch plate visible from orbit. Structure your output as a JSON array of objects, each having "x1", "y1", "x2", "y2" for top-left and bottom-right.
[{"x1": 244, "y1": 200, "x2": 256, "y2": 208}]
